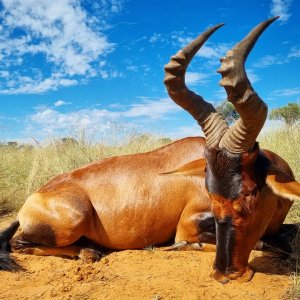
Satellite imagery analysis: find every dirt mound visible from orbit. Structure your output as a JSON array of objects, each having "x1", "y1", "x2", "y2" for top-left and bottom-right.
[{"x1": 0, "y1": 218, "x2": 292, "y2": 300}]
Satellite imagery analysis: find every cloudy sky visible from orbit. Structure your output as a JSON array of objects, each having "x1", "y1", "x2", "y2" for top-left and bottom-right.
[{"x1": 0, "y1": 0, "x2": 299, "y2": 143}]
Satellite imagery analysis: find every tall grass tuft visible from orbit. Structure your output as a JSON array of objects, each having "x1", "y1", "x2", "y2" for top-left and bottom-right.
[
  {"x1": 259, "y1": 126, "x2": 300, "y2": 224},
  {"x1": 259, "y1": 126, "x2": 300, "y2": 299},
  {"x1": 259, "y1": 126, "x2": 300, "y2": 181}
]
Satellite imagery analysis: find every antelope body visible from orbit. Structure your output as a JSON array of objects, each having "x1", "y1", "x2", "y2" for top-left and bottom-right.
[{"x1": 1, "y1": 17, "x2": 300, "y2": 283}]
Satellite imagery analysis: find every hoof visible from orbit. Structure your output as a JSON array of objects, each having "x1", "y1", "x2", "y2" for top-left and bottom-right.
[
  {"x1": 234, "y1": 266, "x2": 254, "y2": 283},
  {"x1": 164, "y1": 241, "x2": 204, "y2": 251},
  {"x1": 211, "y1": 270, "x2": 230, "y2": 284},
  {"x1": 18, "y1": 248, "x2": 34, "y2": 255},
  {"x1": 79, "y1": 248, "x2": 102, "y2": 263},
  {"x1": 211, "y1": 266, "x2": 254, "y2": 283}
]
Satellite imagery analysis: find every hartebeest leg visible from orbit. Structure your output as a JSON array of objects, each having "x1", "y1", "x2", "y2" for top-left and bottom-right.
[
  {"x1": 166, "y1": 206, "x2": 217, "y2": 252},
  {"x1": 164, "y1": 240, "x2": 216, "y2": 252},
  {"x1": 10, "y1": 234, "x2": 101, "y2": 262},
  {"x1": 11, "y1": 186, "x2": 103, "y2": 261},
  {"x1": 259, "y1": 224, "x2": 299, "y2": 258}
]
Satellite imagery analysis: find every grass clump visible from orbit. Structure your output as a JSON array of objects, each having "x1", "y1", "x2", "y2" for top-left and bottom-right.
[
  {"x1": 259, "y1": 126, "x2": 300, "y2": 299},
  {"x1": 259, "y1": 126, "x2": 300, "y2": 182},
  {"x1": 259, "y1": 126, "x2": 300, "y2": 224}
]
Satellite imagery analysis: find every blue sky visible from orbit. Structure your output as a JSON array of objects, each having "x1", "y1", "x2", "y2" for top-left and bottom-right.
[{"x1": 0, "y1": 0, "x2": 299, "y2": 143}]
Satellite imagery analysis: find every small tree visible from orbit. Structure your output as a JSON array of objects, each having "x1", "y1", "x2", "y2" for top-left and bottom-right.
[
  {"x1": 7, "y1": 141, "x2": 18, "y2": 148},
  {"x1": 60, "y1": 137, "x2": 79, "y2": 145},
  {"x1": 216, "y1": 100, "x2": 239, "y2": 125},
  {"x1": 269, "y1": 102, "x2": 300, "y2": 127}
]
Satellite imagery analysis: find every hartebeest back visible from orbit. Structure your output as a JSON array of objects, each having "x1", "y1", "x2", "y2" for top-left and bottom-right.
[{"x1": 1, "y1": 17, "x2": 299, "y2": 283}]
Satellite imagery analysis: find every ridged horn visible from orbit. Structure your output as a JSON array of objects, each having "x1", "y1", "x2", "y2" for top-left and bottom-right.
[
  {"x1": 164, "y1": 24, "x2": 229, "y2": 147},
  {"x1": 217, "y1": 17, "x2": 279, "y2": 153}
]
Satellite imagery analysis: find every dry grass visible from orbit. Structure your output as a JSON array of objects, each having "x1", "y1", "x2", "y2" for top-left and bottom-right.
[
  {"x1": 259, "y1": 126, "x2": 300, "y2": 224},
  {"x1": 259, "y1": 126, "x2": 300, "y2": 299},
  {"x1": 259, "y1": 126, "x2": 300, "y2": 181}
]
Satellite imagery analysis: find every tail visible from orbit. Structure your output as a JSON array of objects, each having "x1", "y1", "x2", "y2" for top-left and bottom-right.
[{"x1": 0, "y1": 220, "x2": 22, "y2": 271}]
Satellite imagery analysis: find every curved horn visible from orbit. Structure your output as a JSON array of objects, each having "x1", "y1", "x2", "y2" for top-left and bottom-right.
[
  {"x1": 218, "y1": 17, "x2": 279, "y2": 153},
  {"x1": 164, "y1": 24, "x2": 229, "y2": 147}
]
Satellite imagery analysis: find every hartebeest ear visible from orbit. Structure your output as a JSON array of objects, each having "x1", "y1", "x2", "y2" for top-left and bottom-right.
[
  {"x1": 266, "y1": 164, "x2": 300, "y2": 201},
  {"x1": 161, "y1": 158, "x2": 206, "y2": 176}
]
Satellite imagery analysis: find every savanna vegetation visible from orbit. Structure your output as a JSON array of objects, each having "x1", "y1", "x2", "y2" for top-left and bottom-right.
[
  {"x1": 269, "y1": 102, "x2": 300, "y2": 128},
  {"x1": 259, "y1": 126, "x2": 300, "y2": 299}
]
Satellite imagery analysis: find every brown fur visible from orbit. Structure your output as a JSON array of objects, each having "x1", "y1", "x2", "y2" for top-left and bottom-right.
[
  {"x1": 208, "y1": 147, "x2": 295, "y2": 281},
  {"x1": 16, "y1": 137, "x2": 210, "y2": 253}
]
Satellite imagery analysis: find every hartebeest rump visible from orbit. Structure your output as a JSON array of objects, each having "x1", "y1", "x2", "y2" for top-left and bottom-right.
[{"x1": 1, "y1": 17, "x2": 300, "y2": 283}]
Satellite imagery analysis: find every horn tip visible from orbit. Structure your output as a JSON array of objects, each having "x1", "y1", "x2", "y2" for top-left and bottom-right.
[
  {"x1": 269, "y1": 16, "x2": 280, "y2": 23},
  {"x1": 214, "y1": 23, "x2": 225, "y2": 30}
]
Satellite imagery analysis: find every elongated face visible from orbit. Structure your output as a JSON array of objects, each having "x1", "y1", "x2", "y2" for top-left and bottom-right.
[{"x1": 204, "y1": 144, "x2": 271, "y2": 283}]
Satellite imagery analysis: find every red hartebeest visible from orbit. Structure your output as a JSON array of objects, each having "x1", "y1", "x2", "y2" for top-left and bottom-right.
[{"x1": 1, "y1": 17, "x2": 299, "y2": 283}]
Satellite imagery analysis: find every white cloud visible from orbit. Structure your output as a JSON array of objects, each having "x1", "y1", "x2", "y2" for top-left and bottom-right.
[
  {"x1": 272, "y1": 87, "x2": 300, "y2": 97},
  {"x1": 168, "y1": 124, "x2": 203, "y2": 139},
  {"x1": 253, "y1": 46, "x2": 300, "y2": 69},
  {"x1": 270, "y1": 0, "x2": 293, "y2": 23},
  {"x1": 26, "y1": 97, "x2": 183, "y2": 139},
  {"x1": 288, "y1": 47, "x2": 300, "y2": 59},
  {"x1": 185, "y1": 72, "x2": 209, "y2": 86},
  {"x1": 0, "y1": 0, "x2": 123, "y2": 93},
  {"x1": 197, "y1": 43, "x2": 230, "y2": 60},
  {"x1": 212, "y1": 89, "x2": 227, "y2": 101},
  {"x1": 59, "y1": 79, "x2": 78, "y2": 87},
  {"x1": 148, "y1": 30, "x2": 229, "y2": 63},
  {"x1": 0, "y1": 71, "x2": 9, "y2": 77},
  {"x1": 54, "y1": 100, "x2": 71, "y2": 107},
  {"x1": 28, "y1": 107, "x2": 119, "y2": 139},
  {"x1": 149, "y1": 33, "x2": 164, "y2": 44},
  {"x1": 0, "y1": 72, "x2": 79, "y2": 94},
  {"x1": 123, "y1": 98, "x2": 182, "y2": 120},
  {"x1": 247, "y1": 69, "x2": 260, "y2": 84},
  {"x1": 253, "y1": 55, "x2": 284, "y2": 68},
  {"x1": 30, "y1": 107, "x2": 113, "y2": 129},
  {"x1": 126, "y1": 65, "x2": 138, "y2": 72}
]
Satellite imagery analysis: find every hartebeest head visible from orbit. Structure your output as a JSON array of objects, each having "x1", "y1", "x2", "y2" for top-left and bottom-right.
[{"x1": 164, "y1": 17, "x2": 280, "y2": 283}]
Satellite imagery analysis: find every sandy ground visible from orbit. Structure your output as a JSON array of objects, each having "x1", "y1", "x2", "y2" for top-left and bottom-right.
[{"x1": 0, "y1": 217, "x2": 292, "y2": 300}]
